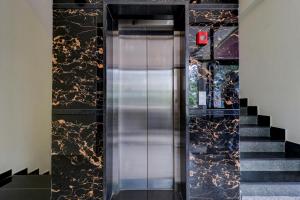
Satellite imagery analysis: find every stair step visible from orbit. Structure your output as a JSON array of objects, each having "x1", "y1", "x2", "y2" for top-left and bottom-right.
[
  {"x1": 240, "y1": 106, "x2": 258, "y2": 116},
  {"x1": 240, "y1": 116, "x2": 258, "y2": 125},
  {"x1": 241, "y1": 107, "x2": 248, "y2": 115},
  {"x1": 42, "y1": 171, "x2": 50, "y2": 175},
  {"x1": 240, "y1": 137, "x2": 285, "y2": 152},
  {"x1": 0, "y1": 170, "x2": 12, "y2": 187},
  {"x1": 241, "y1": 182, "x2": 300, "y2": 197},
  {"x1": 0, "y1": 175, "x2": 50, "y2": 189},
  {"x1": 258, "y1": 115, "x2": 271, "y2": 126},
  {"x1": 29, "y1": 169, "x2": 39, "y2": 175},
  {"x1": 241, "y1": 158, "x2": 300, "y2": 171},
  {"x1": 240, "y1": 125, "x2": 270, "y2": 137},
  {"x1": 242, "y1": 197, "x2": 300, "y2": 200},
  {"x1": 14, "y1": 169, "x2": 28, "y2": 175},
  {"x1": 241, "y1": 152, "x2": 297, "y2": 159},
  {"x1": 241, "y1": 171, "x2": 300, "y2": 182},
  {"x1": 248, "y1": 106, "x2": 258, "y2": 116},
  {"x1": 0, "y1": 170, "x2": 12, "y2": 181},
  {"x1": 286, "y1": 141, "x2": 300, "y2": 157},
  {"x1": 0, "y1": 175, "x2": 51, "y2": 200},
  {"x1": 0, "y1": 189, "x2": 50, "y2": 200},
  {"x1": 240, "y1": 98, "x2": 248, "y2": 107},
  {"x1": 271, "y1": 127, "x2": 286, "y2": 141}
]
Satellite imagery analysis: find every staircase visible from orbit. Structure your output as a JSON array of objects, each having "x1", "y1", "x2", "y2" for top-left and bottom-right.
[
  {"x1": 0, "y1": 168, "x2": 50, "y2": 200},
  {"x1": 240, "y1": 98, "x2": 300, "y2": 199}
]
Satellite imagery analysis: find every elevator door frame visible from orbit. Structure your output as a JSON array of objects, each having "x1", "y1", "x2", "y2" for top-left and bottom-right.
[{"x1": 104, "y1": 2, "x2": 189, "y2": 200}]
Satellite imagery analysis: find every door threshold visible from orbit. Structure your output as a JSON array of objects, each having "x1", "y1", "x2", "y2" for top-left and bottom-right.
[{"x1": 111, "y1": 190, "x2": 182, "y2": 200}]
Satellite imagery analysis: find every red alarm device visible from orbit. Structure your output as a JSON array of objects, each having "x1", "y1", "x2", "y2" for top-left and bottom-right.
[{"x1": 196, "y1": 31, "x2": 208, "y2": 46}]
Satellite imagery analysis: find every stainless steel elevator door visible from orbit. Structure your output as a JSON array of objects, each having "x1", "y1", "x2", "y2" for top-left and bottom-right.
[
  {"x1": 118, "y1": 32, "x2": 174, "y2": 191},
  {"x1": 119, "y1": 34, "x2": 148, "y2": 190},
  {"x1": 147, "y1": 35, "x2": 174, "y2": 189}
]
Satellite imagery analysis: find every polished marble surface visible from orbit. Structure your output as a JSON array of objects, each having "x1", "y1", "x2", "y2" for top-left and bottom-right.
[
  {"x1": 52, "y1": 2, "x2": 104, "y2": 199},
  {"x1": 53, "y1": 8, "x2": 103, "y2": 109},
  {"x1": 189, "y1": 115, "x2": 240, "y2": 199},
  {"x1": 52, "y1": 155, "x2": 103, "y2": 200},
  {"x1": 214, "y1": 26, "x2": 239, "y2": 59},
  {"x1": 188, "y1": 1, "x2": 239, "y2": 199},
  {"x1": 189, "y1": 8, "x2": 238, "y2": 25},
  {"x1": 188, "y1": 61, "x2": 239, "y2": 109},
  {"x1": 52, "y1": 114, "x2": 103, "y2": 160}
]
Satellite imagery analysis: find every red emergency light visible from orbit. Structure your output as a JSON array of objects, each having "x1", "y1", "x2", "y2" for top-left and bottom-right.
[{"x1": 196, "y1": 31, "x2": 208, "y2": 46}]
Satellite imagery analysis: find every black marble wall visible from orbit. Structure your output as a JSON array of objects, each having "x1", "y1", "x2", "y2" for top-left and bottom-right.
[
  {"x1": 52, "y1": 1, "x2": 239, "y2": 200},
  {"x1": 52, "y1": 1, "x2": 104, "y2": 199},
  {"x1": 188, "y1": 3, "x2": 240, "y2": 200}
]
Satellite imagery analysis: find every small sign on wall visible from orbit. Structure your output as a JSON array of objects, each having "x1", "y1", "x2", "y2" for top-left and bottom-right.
[{"x1": 199, "y1": 91, "x2": 206, "y2": 106}]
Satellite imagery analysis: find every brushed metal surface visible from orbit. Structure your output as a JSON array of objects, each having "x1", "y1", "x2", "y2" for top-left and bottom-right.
[
  {"x1": 147, "y1": 35, "x2": 174, "y2": 189},
  {"x1": 108, "y1": 19, "x2": 185, "y2": 193},
  {"x1": 118, "y1": 34, "x2": 148, "y2": 190}
]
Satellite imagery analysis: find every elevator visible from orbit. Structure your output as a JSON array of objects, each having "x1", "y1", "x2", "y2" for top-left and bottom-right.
[{"x1": 105, "y1": 3, "x2": 187, "y2": 200}]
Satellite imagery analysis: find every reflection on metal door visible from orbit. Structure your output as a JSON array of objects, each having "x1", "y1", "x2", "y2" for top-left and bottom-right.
[
  {"x1": 119, "y1": 34, "x2": 148, "y2": 189},
  {"x1": 147, "y1": 35, "x2": 174, "y2": 189},
  {"x1": 117, "y1": 30, "x2": 175, "y2": 190}
]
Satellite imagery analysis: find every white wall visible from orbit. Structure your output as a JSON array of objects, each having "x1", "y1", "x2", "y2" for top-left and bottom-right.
[
  {"x1": 0, "y1": 0, "x2": 299, "y2": 173},
  {"x1": 0, "y1": 0, "x2": 52, "y2": 173},
  {"x1": 240, "y1": 0, "x2": 300, "y2": 144}
]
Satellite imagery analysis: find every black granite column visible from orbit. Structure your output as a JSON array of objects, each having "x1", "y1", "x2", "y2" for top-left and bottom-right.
[
  {"x1": 52, "y1": 0, "x2": 104, "y2": 199},
  {"x1": 188, "y1": 1, "x2": 240, "y2": 199}
]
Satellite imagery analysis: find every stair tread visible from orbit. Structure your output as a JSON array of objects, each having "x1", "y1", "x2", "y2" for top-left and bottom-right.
[
  {"x1": 240, "y1": 137, "x2": 284, "y2": 142},
  {"x1": 241, "y1": 182, "x2": 300, "y2": 197},
  {"x1": 0, "y1": 175, "x2": 51, "y2": 189},
  {"x1": 241, "y1": 171, "x2": 300, "y2": 182},
  {"x1": 240, "y1": 116, "x2": 258, "y2": 125},
  {"x1": 241, "y1": 152, "x2": 300, "y2": 159},
  {"x1": 242, "y1": 182, "x2": 300, "y2": 184},
  {"x1": 0, "y1": 189, "x2": 50, "y2": 200}
]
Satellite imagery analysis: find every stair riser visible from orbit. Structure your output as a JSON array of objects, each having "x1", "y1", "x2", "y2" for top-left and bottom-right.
[
  {"x1": 240, "y1": 127, "x2": 270, "y2": 137},
  {"x1": 241, "y1": 183, "x2": 300, "y2": 197},
  {"x1": 240, "y1": 116, "x2": 258, "y2": 125},
  {"x1": 240, "y1": 142, "x2": 285, "y2": 152},
  {"x1": 241, "y1": 160, "x2": 300, "y2": 171}
]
